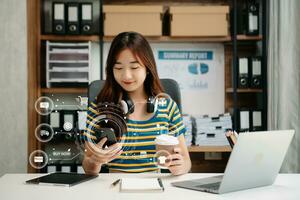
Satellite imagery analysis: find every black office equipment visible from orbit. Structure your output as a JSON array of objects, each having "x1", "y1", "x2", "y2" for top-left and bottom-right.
[
  {"x1": 63, "y1": 111, "x2": 76, "y2": 132},
  {"x1": 237, "y1": 57, "x2": 249, "y2": 88},
  {"x1": 25, "y1": 172, "x2": 98, "y2": 187},
  {"x1": 250, "y1": 57, "x2": 262, "y2": 88},
  {"x1": 251, "y1": 109, "x2": 263, "y2": 131},
  {"x1": 80, "y1": 3, "x2": 93, "y2": 34},
  {"x1": 42, "y1": 0, "x2": 100, "y2": 34},
  {"x1": 43, "y1": 110, "x2": 79, "y2": 135},
  {"x1": 231, "y1": 3, "x2": 247, "y2": 35},
  {"x1": 238, "y1": 109, "x2": 250, "y2": 132},
  {"x1": 52, "y1": 2, "x2": 65, "y2": 34},
  {"x1": 246, "y1": 0, "x2": 259, "y2": 35},
  {"x1": 50, "y1": 111, "x2": 61, "y2": 132},
  {"x1": 77, "y1": 110, "x2": 87, "y2": 131},
  {"x1": 67, "y1": 3, "x2": 80, "y2": 34}
]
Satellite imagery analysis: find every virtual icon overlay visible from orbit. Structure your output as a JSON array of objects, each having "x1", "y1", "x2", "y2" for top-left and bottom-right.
[
  {"x1": 35, "y1": 123, "x2": 54, "y2": 143},
  {"x1": 29, "y1": 150, "x2": 49, "y2": 169},
  {"x1": 30, "y1": 95, "x2": 87, "y2": 170},
  {"x1": 35, "y1": 96, "x2": 54, "y2": 115},
  {"x1": 30, "y1": 93, "x2": 180, "y2": 171}
]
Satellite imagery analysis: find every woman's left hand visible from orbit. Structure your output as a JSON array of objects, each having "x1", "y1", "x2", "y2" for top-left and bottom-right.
[{"x1": 167, "y1": 147, "x2": 186, "y2": 175}]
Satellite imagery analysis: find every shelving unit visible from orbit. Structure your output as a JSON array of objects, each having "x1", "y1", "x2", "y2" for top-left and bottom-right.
[
  {"x1": 27, "y1": 0, "x2": 268, "y2": 173},
  {"x1": 41, "y1": 35, "x2": 101, "y2": 41},
  {"x1": 41, "y1": 88, "x2": 88, "y2": 94},
  {"x1": 230, "y1": 0, "x2": 268, "y2": 131},
  {"x1": 226, "y1": 88, "x2": 263, "y2": 93},
  {"x1": 188, "y1": 146, "x2": 231, "y2": 153}
]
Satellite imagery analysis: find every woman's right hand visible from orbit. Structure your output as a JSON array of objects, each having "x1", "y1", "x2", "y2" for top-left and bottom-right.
[{"x1": 83, "y1": 137, "x2": 123, "y2": 174}]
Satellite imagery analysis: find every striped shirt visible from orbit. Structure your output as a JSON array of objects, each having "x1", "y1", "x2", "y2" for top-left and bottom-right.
[{"x1": 83, "y1": 97, "x2": 186, "y2": 173}]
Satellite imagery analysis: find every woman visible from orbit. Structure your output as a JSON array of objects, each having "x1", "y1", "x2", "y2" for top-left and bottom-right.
[{"x1": 82, "y1": 32, "x2": 191, "y2": 175}]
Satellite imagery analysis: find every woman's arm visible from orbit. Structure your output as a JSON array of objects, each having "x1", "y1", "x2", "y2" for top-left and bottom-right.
[
  {"x1": 82, "y1": 143, "x2": 103, "y2": 175},
  {"x1": 167, "y1": 134, "x2": 192, "y2": 175},
  {"x1": 83, "y1": 137, "x2": 123, "y2": 175}
]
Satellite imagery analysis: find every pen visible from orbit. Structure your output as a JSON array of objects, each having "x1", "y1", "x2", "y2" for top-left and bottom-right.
[
  {"x1": 111, "y1": 179, "x2": 121, "y2": 187},
  {"x1": 157, "y1": 178, "x2": 165, "y2": 191}
]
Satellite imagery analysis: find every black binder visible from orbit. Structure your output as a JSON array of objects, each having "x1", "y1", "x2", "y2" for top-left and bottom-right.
[
  {"x1": 251, "y1": 110, "x2": 263, "y2": 131},
  {"x1": 250, "y1": 57, "x2": 262, "y2": 88},
  {"x1": 237, "y1": 57, "x2": 249, "y2": 88},
  {"x1": 49, "y1": 110, "x2": 61, "y2": 132},
  {"x1": 238, "y1": 109, "x2": 250, "y2": 132},
  {"x1": 67, "y1": 3, "x2": 80, "y2": 35},
  {"x1": 246, "y1": 0, "x2": 259, "y2": 35},
  {"x1": 62, "y1": 110, "x2": 76, "y2": 132},
  {"x1": 80, "y1": 3, "x2": 93, "y2": 34},
  {"x1": 52, "y1": 2, "x2": 65, "y2": 34}
]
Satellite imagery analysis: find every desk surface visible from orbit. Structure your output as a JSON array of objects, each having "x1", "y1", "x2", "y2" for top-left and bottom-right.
[{"x1": 0, "y1": 173, "x2": 299, "y2": 200}]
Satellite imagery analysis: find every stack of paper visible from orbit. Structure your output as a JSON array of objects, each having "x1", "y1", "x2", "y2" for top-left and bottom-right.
[
  {"x1": 194, "y1": 113, "x2": 232, "y2": 146},
  {"x1": 182, "y1": 114, "x2": 193, "y2": 146},
  {"x1": 120, "y1": 178, "x2": 164, "y2": 193}
]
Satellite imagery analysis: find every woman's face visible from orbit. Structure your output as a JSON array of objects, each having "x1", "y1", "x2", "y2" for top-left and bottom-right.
[{"x1": 113, "y1": 48, "x2": 147, "y2": 93}]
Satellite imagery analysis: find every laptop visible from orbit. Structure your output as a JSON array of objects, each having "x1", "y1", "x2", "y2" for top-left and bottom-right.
[
  {"x1": 172, "y1": 130, "x2": 295, "y2": 194},
  {"x1": 26, "y1": 172, "x2": 98, "y2": 187}
]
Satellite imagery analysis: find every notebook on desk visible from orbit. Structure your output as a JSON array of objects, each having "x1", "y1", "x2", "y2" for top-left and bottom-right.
[
  {"x1": 25, "y1": 172, "x2": 98, "y2": 187},
  {"x1": 119, "y1": 178, "x2": 164, "y2": 193},
  {"x1": 172, "y1": 130, "x2": 295, "y2": 194}
]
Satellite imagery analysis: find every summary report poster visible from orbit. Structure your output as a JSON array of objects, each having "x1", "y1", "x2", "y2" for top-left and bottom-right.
[
  {"x1": 102, "y1": 42, "x2": 225, "y2": 116},
  {"x1": 151, "y1": 43, "x2": 225, "y2": 116}
]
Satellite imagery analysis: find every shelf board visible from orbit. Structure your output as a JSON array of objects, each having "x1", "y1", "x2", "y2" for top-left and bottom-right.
[
  {"x1": 236, "y1": 35, "x2": 263, "y2": 41},
  {"x1": 104, "y1": 35, "x2": 262, "y2": 43},
  {"x1": 188, "y1": 145, "x2": 232, "y2": 152},
  {"x1": 41, "y1": 88, "x2": 88, "y2": 94},
  {"x1": 226, "y1": 88, "x2": 263, "y2": 93},
  {"x1": 40, "y1": 35, "x2": 100, "y2": 41},
  {"x1": 40, "y1": 34, "x2": 262, "y2": 43},
  {"x1": 104, "y1": 35, "x2": 232, "y2": 42}
]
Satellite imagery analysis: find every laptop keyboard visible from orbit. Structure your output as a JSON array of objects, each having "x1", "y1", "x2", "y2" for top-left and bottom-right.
[{"x1": 196, "y1": 182, "x2": 221, "y2": 191}]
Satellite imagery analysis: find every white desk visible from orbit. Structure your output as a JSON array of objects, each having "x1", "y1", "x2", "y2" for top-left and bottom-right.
[{"x1": 0, "y1": 173, "x2": 299, "y2": 200}]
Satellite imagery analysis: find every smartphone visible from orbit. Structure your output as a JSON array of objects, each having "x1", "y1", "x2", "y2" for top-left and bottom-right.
[{"x1": 93, "y1": 128, "x2": 117, "y2": 147}]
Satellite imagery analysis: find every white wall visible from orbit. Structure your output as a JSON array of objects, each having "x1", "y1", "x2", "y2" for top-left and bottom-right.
[{"x1": 0, "y1": 0, "x2": 27, "y2": 176}]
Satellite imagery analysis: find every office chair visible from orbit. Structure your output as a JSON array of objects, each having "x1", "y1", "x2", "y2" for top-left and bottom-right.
[
  {"x1": 88, "y1": 78, "x2": 182, "y2": 173},
  {"x1": 88, "y1": 78, "x2": 182, "y2": 112}
]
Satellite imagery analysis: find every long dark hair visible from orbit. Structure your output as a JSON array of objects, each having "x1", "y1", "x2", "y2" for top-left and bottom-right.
[{"x1": 96, "y1": 32, "x2": 164, "y2": 104}]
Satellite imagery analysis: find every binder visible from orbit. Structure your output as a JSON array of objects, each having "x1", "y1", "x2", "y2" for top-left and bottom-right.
[
  {"x1": 236, "y1": 5, "x2": 247, "y2": 35},
  {"x1": 81, "y1": 3, "x2": 93, "y2": 34},
  {"x1": 61, "y1": 166, "x2": 71, "y2": 173},
  {"x1": 246, "y1": 0, "x2": 259, "y2": 35},
  {"x1": 77, "y1": 166, "x2": 85, "y2": 174},
  {"x1": 63, "y1": 112, "x2": 75, "y2": 132},
  {"x1": 238, "y1": 109, "x2": 250, "y2": 132},
  {"x1": 47, "y1": 165, "x2": 57, "y2": 173},
  {"x1": 50, "y1": 111, "x2": 60, "y2": 129},
  {"x1": 251, "y1": 110, "x2": 263, "y2": 131},
  {"x1": 250, "y1": 57, "x2": 262, "y2": 88},
  {"x1": 237, "y1": 57, "x2": 249, "y2": 88},
  {"x1": 77, "y1": 111, "x2": 87, "y2": 130},
  {"x1": 67, "y1": 3, "x2": 80, "y2": 34},
  {"x1": 53, "y1": 3, "x2": 66, "y2": 34}
]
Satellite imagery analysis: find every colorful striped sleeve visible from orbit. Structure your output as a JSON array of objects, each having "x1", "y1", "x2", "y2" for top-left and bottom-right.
[
  {"x1": 168, "y1": 99, "x2": 186, "y2": 137},
  {"x1": 83, "y1": 100, "x2": 99, "y2": 141}
]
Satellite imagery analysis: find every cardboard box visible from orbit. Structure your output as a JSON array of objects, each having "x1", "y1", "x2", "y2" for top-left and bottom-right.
[
  {"x1": 170, "y1": 6, "x2": 229, "y2": 36},
  {"x1": 103, "y1": 5, "x2": 164, "y2": 36}
]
